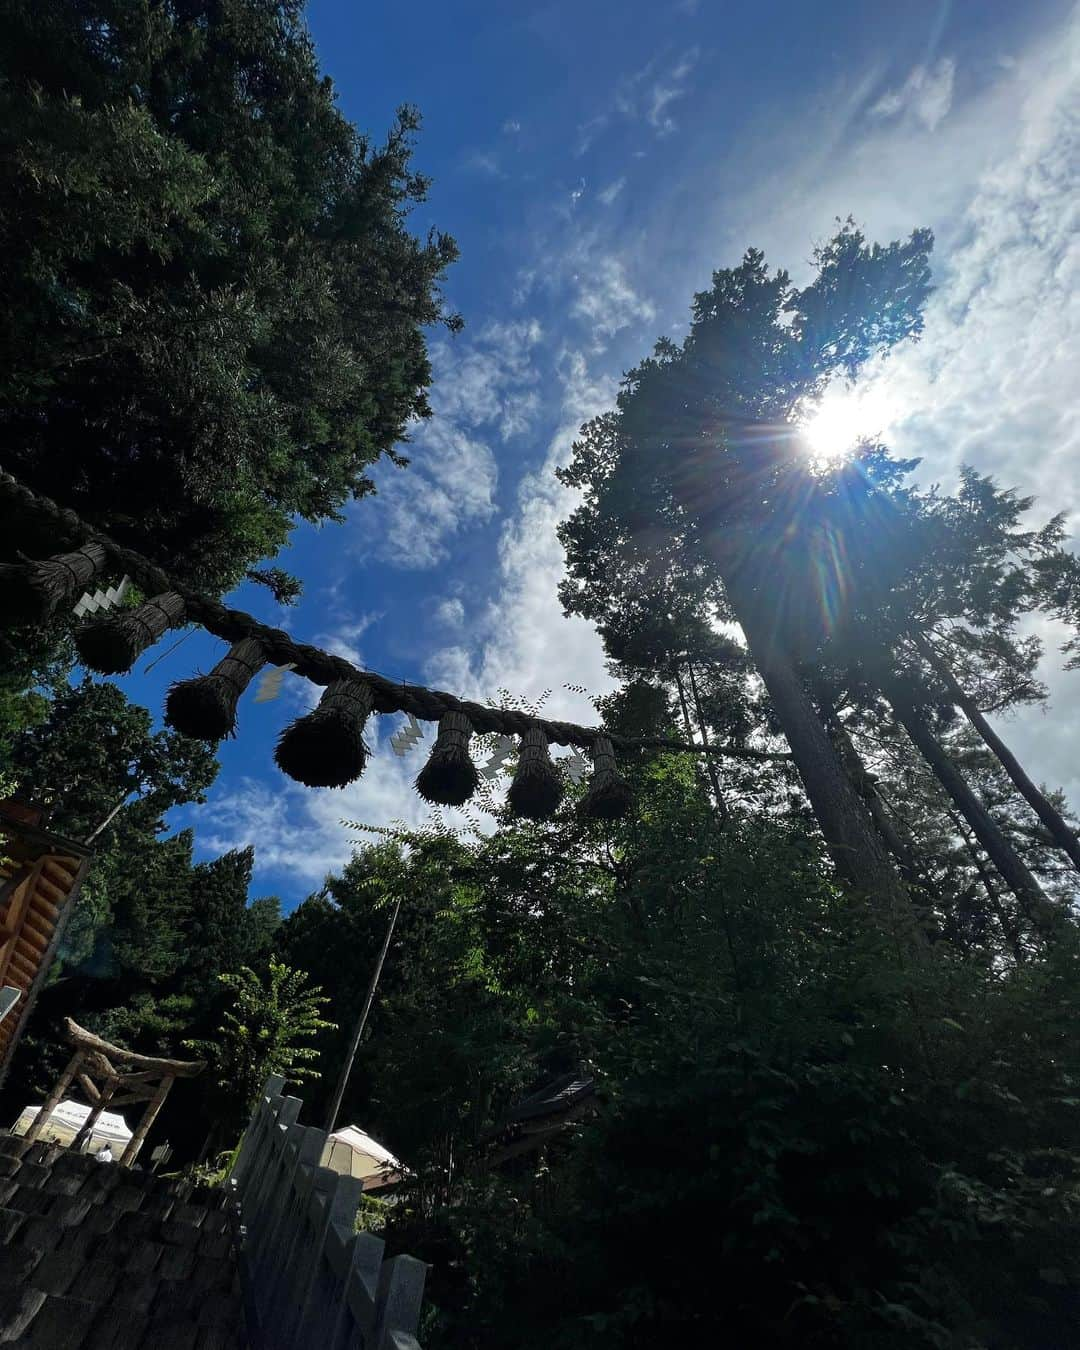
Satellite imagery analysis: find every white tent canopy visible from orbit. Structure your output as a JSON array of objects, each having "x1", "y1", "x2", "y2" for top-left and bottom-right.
[
  {"x1": 11, "y1": 1098, "x2": 132, "y2": 1153},
  {"x1": 321, "y1": 1125, "x2": 405, "y2": 1190}
]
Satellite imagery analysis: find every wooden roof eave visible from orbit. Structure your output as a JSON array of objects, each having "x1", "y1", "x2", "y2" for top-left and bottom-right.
[
  {"x1": 0, "y1": 811, "x2": 92, "y2": 866},
  {"x1": 0, "y1": 853, "x2": 91, "y2": 1091}
]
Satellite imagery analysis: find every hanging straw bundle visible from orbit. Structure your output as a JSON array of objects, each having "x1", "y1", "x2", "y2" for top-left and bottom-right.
[
  {"x1": 580, "y1": 735, "x2": 633, "y2": 821},
  {"x1": 416, "y1": 710, "x2": 480, "y2": 806},
  {"x1": 75, "y1": 591, "x2": 187, "y2": 674},
  {"x1": 165, "y1": 638, "x2": 266, "y2": 741},
  {"x1": 0, "y1": 543, "x2": 108, "y2": 626},
  {"x1": 275, "y1": 678, "x2": 375, "y2": 788},
  {"x1": 507, "y1": 727, "x2": 563, "y2": 820}
]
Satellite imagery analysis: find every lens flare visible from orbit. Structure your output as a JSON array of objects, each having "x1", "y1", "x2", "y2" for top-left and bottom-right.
[{"x1": 801, "y1": 386, "x2": 894, "y2": 463}]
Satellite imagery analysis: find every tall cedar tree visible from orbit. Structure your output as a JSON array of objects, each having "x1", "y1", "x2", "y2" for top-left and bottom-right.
[
  {"x1": 559, "y1": 223, "x2": 933, "y2": 906},
  {"x1": 819, "y1": 465, "x2": 1080, "y2": 875},
  {"x1": 559, "y1": 226, "x2": 1080, "y2": 915},
  {"x1": 792, "y1": 457, "x2": 1071, "y2": 920},
  {"x1": 0, "y1": 0, "x2": 459, "y2": 595}
]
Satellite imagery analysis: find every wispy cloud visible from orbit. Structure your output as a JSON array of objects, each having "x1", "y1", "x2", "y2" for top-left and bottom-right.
[
  {"x1": 598, "y1": 177, "x2": 626, "y2": 205},
  {"x1": 373, "y1": 424, "x2": 498, "y2": 570},
  {"x1": 463, "y1": 149, "x2": 502, "y2": 176},
  {"x1": 872, "y1": 57, "x2": 956, "y2": 131},
  {"x1": 804, "y1": 10, "x2": 1080, "y2": 799},
  {"x1": 646, "y1": 48, "x2": 699, "y2": 134},
  {"x1": 576, "y1": 47, "x2": 700, "y2": 153},
  {"x1": 425, "y1": 345, "x2": 618, "y2": 730},
  {"x1": 570, "y1": 254, "x2": 656, "y2": 344},
  {"x1": 434, "y1": 596, "x2": 466, "y2": 629},
  {"x1": 313, "y1": 613, "x2": 378, "y2": 669},
  {"x1": 199, "y1": 737, "x2": 453, "y2": 888},
  {"x1": 364, "y1": 319, "x2": 545, "y2": 570}
]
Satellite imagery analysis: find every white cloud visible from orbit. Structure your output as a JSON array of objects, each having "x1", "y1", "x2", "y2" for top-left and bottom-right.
[
  {"x1": 463, "y1": 149, "x2": 501, "y2": 176},
  {"x1": 434, "y1": 596, "x2": 466, "y2": 629},
  {"x1": 570, "y1": 254, "x2": 656, "y2": 343},
  {"x1": 429, "y1": 318, "x2": 543, "y2": 437},
  {"x1": 364, "y1": 319, "x2": 545, "y2": 569},
  {"x1": 872, "y1": 57, "x2": 956, "y2": 131},
  {"x1": 502, "y1": 119, "x2": 522, "y2": 135},
  {"x1": 576, "y1": 47, "x2": 699, "y2": 153},
  {"x1": 313, "y1": 614, "x2": 376, "y2": 669},
  {"x1": 647, "y1": 48, "x2": 699, "y2": 134},
  {"x1": 818, "y1": 17, "x2": 1078, "y2": 517},
  {"x1": 199, "y1": 729, "x2": 460, "y2": 888},
  {"x1": 425, "y1": 346, "x2": 618, "y2": 729},
  {"x1": 598, "y1": 177, "x2": 626, "y2": 205},
  {"x1": 799, "y1": 10, "x2": 1080, "y2": 800},
  {"x1": 374, "y1": 424, "x2": 499, "y2": 570}
]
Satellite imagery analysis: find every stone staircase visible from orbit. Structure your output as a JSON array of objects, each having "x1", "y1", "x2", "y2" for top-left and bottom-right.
[{"x1": 0, "y1": 1132, "x2": 244, "y2": 1348}]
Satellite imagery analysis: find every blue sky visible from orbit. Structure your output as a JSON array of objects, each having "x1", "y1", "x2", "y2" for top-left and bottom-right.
[{"x1": 112, "y1": 0, "x2": 1080, "y2": 908}]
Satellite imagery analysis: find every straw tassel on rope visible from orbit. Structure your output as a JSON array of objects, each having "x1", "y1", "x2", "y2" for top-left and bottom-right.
[
  {"x1": 75, "y1": 591, "x2": 187, "y2": 674},
  {"x1": 508, "y1": 727, "x2": 563, "y2": 820},
  {"x1": 165, "y1": 638, "x2": 266, "y2": 741},
  {"x1": 580, "y1": 735, "x2": 634, "y2": 821},
  {"x1": 0, "y1": 543, "x2": 108, "y2": 625},
  {"x1": 275, "y1": 678, "x2": 375, "y2": 788},
  {"x1": 416, "y1": 710, "x2": 480, "y2": 806}
]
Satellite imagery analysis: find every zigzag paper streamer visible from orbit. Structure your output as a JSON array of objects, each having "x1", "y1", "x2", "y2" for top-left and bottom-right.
[
  {"x1": 564, "y1": 750, "x2": 588, "y2": 785},
  {"x1": 390, "y1": 713, "x2": 424, "y2": 757},
  {"x1": 253, "y1": 662, "x2": 297, "y2": 704},
  {"x1": 480, "y1": 735, "x2": 515, "y2": 781},
  {"x1": 73, "y1": 575, "x2": 130, "y2": 619}
]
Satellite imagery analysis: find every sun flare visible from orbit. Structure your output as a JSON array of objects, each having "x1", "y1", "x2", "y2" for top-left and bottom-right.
[{"x1": 801, "y1": 386, "x2": 894, "y2": 464}]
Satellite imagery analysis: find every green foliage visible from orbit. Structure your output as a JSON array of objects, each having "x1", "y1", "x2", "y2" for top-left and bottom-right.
[
  {"x1": 0, "y1": 0, "x2": 459, "y2": 593},
  {"x1": 0, "y1": 676, "x2": 281, "y2": 1160},
  {"x1": 5, "y1": 676, "x2": 217, "y2": 839},
  {"x1": 276, "y1": 746, "x2": 1080, "y2": 1350},
  {"x1": 185, "y1": 961, "x2": 335, "y2": 1134},
  {"x1": 182, "y1": 847, "x2": 281, "y2": 1006},
  {"x1": 557, "y1": 222, "x2": 933, "y2": 655},
  {"x1": 355, "y1": 1191, "x2": 391, "y2": 1234}
]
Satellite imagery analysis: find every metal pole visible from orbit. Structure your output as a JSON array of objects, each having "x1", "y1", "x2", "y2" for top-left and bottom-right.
[{"x1": 324, "y1": 893, "x2": 404, "y2": 1133}]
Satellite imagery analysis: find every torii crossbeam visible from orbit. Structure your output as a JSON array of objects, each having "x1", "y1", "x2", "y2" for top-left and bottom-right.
[{"x1": 22, "y1": 1018, "x2": 205, "y2": 1167}]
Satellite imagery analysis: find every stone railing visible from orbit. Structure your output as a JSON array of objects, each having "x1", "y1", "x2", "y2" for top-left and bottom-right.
[{"x1": 230, "y1": 1076, "x2": 426, "y2": 1350}]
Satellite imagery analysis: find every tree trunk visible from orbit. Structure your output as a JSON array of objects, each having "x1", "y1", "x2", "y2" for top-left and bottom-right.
[
  {"x1": 943, "y1": 805, "x2": 1026, "y2": 964},
  {"x1": 720, "y1": 570, "x2": 909, "y2": 912},
  {"x1": 686, "y1": 660, "x2": 728, "y2": 824},
  {"x1": 915, "y1": 633, "x2": 1080, "y2": 873},
  {"x1": 819, "y1": 699, "x2": 923, "y2": 890},
  {"x1": 888, "y1": 685, "x2": 1055, "y2": 930}
]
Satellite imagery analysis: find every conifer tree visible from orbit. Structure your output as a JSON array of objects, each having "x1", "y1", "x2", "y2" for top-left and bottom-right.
[
  {"x1": 0, "y1": 0, "x2": 459, "y2": 594},
  {"x1": 560, "y1": 224, "x2": 933, "y2": 905}
]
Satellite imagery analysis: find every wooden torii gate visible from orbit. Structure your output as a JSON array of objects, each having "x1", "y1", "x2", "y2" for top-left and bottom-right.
[{"x1": 23, "y1": 1017, "x2": 205, "y2": 1167}]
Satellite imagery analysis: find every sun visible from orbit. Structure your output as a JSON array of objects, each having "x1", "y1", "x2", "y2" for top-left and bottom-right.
[
  {"x1": 800, "y1": 384, "x2": 894, "y2": 464},
  {"x1": 802, "y1": 396, "x2": 862, "y2": 461}
]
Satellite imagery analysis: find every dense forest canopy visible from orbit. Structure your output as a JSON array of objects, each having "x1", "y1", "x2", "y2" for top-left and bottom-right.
[
  {"x1": 0, "y1": 0, "x2": 459, "y2": 597},
  {"x1": 1, "y1": 2, "x2": 1079, "y2": 1347}
]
